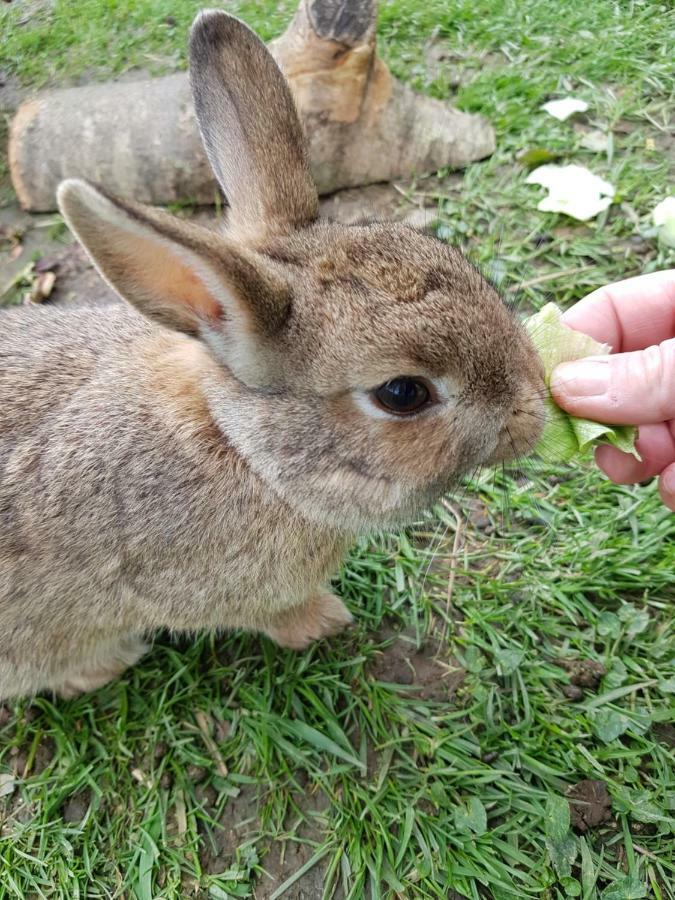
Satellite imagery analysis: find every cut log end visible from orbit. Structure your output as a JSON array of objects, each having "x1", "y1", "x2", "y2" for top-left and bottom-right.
[{"x1": 8, "y1": 98, "x2": 42, "y2": 211}]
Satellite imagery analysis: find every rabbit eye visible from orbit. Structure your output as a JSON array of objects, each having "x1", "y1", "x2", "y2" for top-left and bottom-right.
[{"x1": 373, "y1": 377, "x2": 432, "y2": 415}]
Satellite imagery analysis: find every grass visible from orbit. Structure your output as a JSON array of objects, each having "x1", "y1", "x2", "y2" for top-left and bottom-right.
[{"x1": 1, "y1": 0, "x2": 674, "y2": 898}]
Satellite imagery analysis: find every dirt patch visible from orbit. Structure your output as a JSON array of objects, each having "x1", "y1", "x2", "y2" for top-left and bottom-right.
[
  {"x1": 557, "y1": 658, "x2": 606, "y2": 690},
  {"x1": 254, "y1": 789, "x2": 341, "y2": 900},
  {"x1": 565, "y1": 779, "x2": 612, "y2": 833},
  {"x1": 0, "y1": 733, "x2": 57, "y2": 835},
  {"x1": 561, "y1": 684, "x2": 584, "y2": 701},
  {"x1": 0, "y1": 207, "x2": 223, "y2": 309},
  {"x1": 61, "y1": 789, "x2": 91, "y2": 824},
  {"x1": 369, "y1": 629, "x2": 465, "y2": 702},
  {"x1": 8, "y1": 734, "x2": 55, "y2": 778},
  {"x1": 652, "y1": 722, "x2": 675, "y2": 749},
  {"x1": 42, "y1": 242, "x2": 117, "y2": 307},
  {"x1": 0, "y1": 206, "x2": 117, "y2": 308},
  {"x1": 200, "y1": 783, "x2": 262, "y2": 875},
  {"x1": 199, "y1": 781, "x2": 341, "y2": 899}
]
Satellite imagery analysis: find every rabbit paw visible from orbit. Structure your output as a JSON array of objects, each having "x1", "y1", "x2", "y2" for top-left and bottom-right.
[
  {"x1": 265, "y1": 591, "x2": 353, "y2": 650},
  {"x1": 53, "y1": 636, "x2": 148, "y2": 699}
]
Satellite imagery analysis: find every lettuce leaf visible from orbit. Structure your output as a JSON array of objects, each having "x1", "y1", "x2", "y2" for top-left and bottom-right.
[{"x1": 524, "y1": 303, "x2": 639, "y2": 463}]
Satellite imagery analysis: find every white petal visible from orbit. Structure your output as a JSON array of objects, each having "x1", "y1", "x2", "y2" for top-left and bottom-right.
[
  {"x1": 526, "y1": 164, "x2": 615, "y2": 221},
  {"x1": 652, "y1": 197, "x2": 675, "y2": 226},
  {"x1": 537, "y1": 193, "x2": 613, "y2": 221},
  {"x1": 541, "y1": 97, "x2": 589, "y2": 121}
]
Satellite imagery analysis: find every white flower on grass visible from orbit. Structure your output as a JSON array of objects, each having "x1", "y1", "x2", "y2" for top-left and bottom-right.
[
  {"x1": 652, "y1": 197, "x2": 675, "y2": 226},
  {"x1": 541, "y1": 97, "x2": 589, "y2": 121},
  {"x1": 652, "y1": 197, "x2": 675, "y2": 248},
  {"x1": 525, "y1": 164, "x2": 615, "y2": 221}
]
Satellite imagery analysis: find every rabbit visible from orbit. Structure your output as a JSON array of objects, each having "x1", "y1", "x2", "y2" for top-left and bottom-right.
[{"x1": 0, "y1": 10, "x2": 545, "y2": 700}]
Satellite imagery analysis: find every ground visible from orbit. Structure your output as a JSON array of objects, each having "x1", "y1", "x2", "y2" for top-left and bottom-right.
[{"x1": 0, "y1": 1, "x2": 674, "y2": 898}]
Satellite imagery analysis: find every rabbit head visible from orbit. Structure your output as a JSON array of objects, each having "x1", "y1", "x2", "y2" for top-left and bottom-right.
[{"x1": 57, "y1": 10, "x2": 544, "y2": 532}]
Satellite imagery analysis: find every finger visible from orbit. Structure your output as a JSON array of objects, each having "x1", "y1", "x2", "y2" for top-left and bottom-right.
[
  {"x1": 595, "y1": 422, "x2": 675, "y2": 483},
  {"x1": 551, "y1": 338, "x2": 675, "y2": 424},
  {"x1": 659, "y1": 463, "x2": 675, "y2": 511},
  {"x1": 561, "y1": 269, "x2": 675, "y2": 352}
]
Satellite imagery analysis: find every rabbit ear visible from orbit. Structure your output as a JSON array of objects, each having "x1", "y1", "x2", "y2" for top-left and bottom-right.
[
  {"x1": 57, "y1": 179, "x2": 290, "y2": 384},
  {"x1": 189, "y1": 10, "x2": 319, "y2": 243}
]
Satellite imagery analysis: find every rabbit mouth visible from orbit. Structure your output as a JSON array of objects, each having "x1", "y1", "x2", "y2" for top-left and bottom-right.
[{"x1": 487, "y1": 407, "x2": 546, "y2": 465}]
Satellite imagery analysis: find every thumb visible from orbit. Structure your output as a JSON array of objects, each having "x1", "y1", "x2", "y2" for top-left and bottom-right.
[{"x1": 551, "y1": 338, "x2": 675, "y2": 425}]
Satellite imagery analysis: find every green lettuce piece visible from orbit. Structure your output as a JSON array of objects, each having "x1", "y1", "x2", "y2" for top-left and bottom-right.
[{"x1": 524, "y1": 303, "x2": 639, "y2": 463}]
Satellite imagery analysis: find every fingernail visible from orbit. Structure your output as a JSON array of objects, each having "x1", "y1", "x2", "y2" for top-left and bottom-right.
[
  {"x1": 552, "y1": 358, "x2": 609, "y2": 398},
  {"x1": 662, "y1": 468, "x2": 675, "y2": 497}
]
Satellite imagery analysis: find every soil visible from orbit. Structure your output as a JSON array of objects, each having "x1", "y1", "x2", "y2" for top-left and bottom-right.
[
  {"x1": 424, "y1": 38, "x2": 504, "y2": 91},
  {"x1": 198, "y1": 781, "x2": 343, "y2": 899},
  {"x1": 652, "y1": 722, "x2": 675, "y2": 749},
  {"x1": 8, "y1": 735, "x2": 55, "y2": 778},
  {"x1": 368, "y1": 627, "x2": 465, "y2": 702},
  {"x1": 254, "y1": 789, "x2": 340, "y2": 900},
  {"x1": 200, "y1": 783, "x2": 262, "y2": 875},
  {"x1": 565, "y1": 779, "x2": 612, "y2": 833},
  {"x1": 61, "y1": 790, "x2": 91, "y2": 824},
  {"x1": 561, "y1": 683, "x2": 584, "y2": 701},
  {"x1": 0, "y1": 732, "x2": 56, "y2": 834},
  {"x1": 557, "y1": 658, "x2": 606, "y2": 690}
]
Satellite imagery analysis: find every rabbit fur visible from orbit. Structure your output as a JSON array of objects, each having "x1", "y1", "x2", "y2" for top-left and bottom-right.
[{"x1": 0, "y1": 11, "x2": 545, "y2": 699}]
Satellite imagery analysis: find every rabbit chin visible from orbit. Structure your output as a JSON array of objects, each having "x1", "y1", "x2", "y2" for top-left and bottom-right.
[
  {"x1": 217, "y1": 416, "x2": 472, "y2": 532},
  {"x1": 206, "y1": 380, "x2": 502, "y2": 533},
  {"x1": 248, "y1": 463, "x2": 462, "y2": 533}
]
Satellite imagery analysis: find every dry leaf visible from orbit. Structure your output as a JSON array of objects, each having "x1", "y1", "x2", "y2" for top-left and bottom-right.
[
  {"x1": 653, "y1": 197, "x2": 675, "y2": 226},
  {"x1": 0, "y1": 773, "x2": 17, "y2": 798},
  {"x1": 195, "y1": 710, "x2": 228, "y2": 777},
  {"x1": 579, "y1": 130, "x2": 609, "y2": 153},
  {"x1": 174, "y1": 789, "x2": 188, "y2": 836},
  {"x1": 27, "y1": 271, "x2": 56, "y2": 304},
  {"x1": 131, "y1": 767, "x2": 153, "y2": 789},
  {"x1": 0, "y1": 224, "x2": 24, "y2": 253},
  {"x1": 38, "y1": 271, "x2": 56, "y2": 297}
]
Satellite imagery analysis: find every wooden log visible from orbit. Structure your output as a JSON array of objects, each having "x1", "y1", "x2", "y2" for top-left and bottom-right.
[
  {"x1": 9, "y1": 74, "x2": 215, "y2": 212},
  {"x1": 9, "y1": 0, "x2": 495, "y2": 212}
]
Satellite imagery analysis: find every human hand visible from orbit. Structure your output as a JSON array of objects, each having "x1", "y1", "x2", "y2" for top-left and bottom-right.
[{"x1": 550, "y1": 270, "x2": 675, "y2": 509}]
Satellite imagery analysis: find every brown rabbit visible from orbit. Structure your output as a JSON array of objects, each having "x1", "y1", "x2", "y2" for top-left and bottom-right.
[{"x1": 0, "y1": 11, "x2": 544, "y2": 700}]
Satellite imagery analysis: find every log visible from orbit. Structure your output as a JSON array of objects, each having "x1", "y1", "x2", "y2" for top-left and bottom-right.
[
  {"x1": 9, "y1": 0, "x2": 495, "y2": 212},
  {"x1": 9, "y1": 75, "x2": 213, "y2": 211}
]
